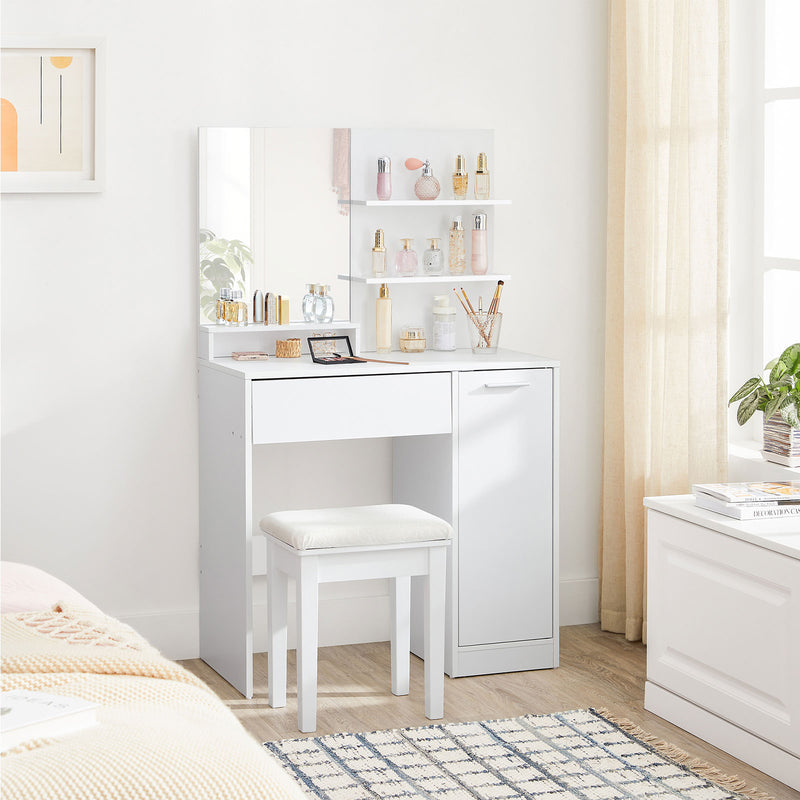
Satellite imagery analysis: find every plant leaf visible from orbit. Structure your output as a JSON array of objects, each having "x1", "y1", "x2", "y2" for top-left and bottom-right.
[
  {"x1": 736, "y1": 390, "x2": 761, "y2": 425},
  {"x1": 779, "y1": 399, "x2": 800, "y2": 428},
  {"x1": 729, "y1": 377, "x2": 761, "y2": 405},
  {"x1": 775, "y1": 342, "x2": 800, "y2": 378},
  {"x1": 764, "y1": 389, "x2": 785, "y2": 421}
]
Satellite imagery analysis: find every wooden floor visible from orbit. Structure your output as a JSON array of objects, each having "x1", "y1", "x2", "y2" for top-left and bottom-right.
[{"x1": 179, "y1": 624, "x2": 797, "y2": 800}]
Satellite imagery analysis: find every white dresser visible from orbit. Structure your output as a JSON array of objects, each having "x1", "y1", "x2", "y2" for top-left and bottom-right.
[
  {"x1": 198, "y1": 329, "x2": 559, "y2": 698},
  {"x1": 644, "y1": 495, "x2": 800, "y2": 790}
]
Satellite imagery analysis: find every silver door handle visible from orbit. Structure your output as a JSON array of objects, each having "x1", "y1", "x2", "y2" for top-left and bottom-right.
[{"x1": 483, "y1": 381, "x2": 531, "y2": 389}]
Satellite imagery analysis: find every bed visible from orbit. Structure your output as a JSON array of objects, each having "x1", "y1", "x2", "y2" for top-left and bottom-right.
[{"x1": 0, "y1": 561, "x2": 306, "y2": 800}]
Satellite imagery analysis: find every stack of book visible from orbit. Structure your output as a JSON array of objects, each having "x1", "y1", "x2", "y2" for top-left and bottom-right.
[
  {"x1": 692, "y1": 481, "x2": 800, "y2": 520},
  {"x1": 762, "y1": 415, "x2": 800, "y2": 467}
]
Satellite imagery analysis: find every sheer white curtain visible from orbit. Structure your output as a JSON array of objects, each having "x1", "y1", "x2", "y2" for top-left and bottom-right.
[{"x1": 600, "y1": 0, "x2": 729, "y2": 642}]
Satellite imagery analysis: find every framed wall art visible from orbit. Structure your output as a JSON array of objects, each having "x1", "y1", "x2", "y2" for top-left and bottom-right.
[{"x1": 1, "y1": 38, "x2": 105, "y2": 192}]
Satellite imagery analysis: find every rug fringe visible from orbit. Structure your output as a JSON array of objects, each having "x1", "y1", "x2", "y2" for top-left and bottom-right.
[{"x1": 593, "y1": 708, "x2": 775, "y2": 800}]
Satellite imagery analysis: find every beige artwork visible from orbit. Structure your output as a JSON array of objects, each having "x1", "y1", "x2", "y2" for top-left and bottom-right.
[{"x1": 1, "y1": 52, "x2": 83, "y2": 172}]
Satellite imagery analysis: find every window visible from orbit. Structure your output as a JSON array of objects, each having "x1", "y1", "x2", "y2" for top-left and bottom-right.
[
  {"x1": 760, "y1": 0, "x2": 800, "y2": 361},
  {"x1": 729, "y1": 0, "x2": 800, "y2": 444}
]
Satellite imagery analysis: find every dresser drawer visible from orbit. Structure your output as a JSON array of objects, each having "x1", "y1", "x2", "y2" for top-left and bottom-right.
[{"x1": 252, "y1": 372, "x2": 452, "y2": 444}]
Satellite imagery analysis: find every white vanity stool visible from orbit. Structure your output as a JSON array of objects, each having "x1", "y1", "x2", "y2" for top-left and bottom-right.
[{"x1": 259, "y1": 503, "x2": 452, "y2": 733}]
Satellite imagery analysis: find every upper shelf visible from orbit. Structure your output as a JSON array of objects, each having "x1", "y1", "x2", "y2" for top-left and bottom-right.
[
  {"x1": 338, "y1": 274, "x2": 511, "y2": 285},
  {"x1": 343, "y1": 199, "x2": 512, "y2": 207}
]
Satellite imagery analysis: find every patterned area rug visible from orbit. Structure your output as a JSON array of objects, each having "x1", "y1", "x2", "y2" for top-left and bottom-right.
[{"x1": 264, "y1": 709, "x2": 771, "y2": 800}]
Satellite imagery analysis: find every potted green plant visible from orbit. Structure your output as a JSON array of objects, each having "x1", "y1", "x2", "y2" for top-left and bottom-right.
[
  {"x1": 729, "y1": 342, "x2": 800, "y2": 466},
  {"x1": 199, "y1": 228, "x2": 253, "y2": 323}
]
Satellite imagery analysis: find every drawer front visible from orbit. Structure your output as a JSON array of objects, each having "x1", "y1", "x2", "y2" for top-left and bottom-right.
[
  {"x1": 457, "y1": 368, "x2": 554, "y2": 647},
  {"x1": 252, "y1": 373, "x2": 452, "y2": 444}
]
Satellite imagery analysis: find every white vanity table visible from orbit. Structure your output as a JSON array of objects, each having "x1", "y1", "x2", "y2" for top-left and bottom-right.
[{"x1": 198, "y1": 325, "x2": 559, "y2": 699}]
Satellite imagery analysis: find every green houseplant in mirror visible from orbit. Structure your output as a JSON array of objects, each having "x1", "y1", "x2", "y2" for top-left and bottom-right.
[
  {"x1": 729, "y1": 342, "x2": 800, "y2": 467},
  {"x1": 199, "y1": 228, "x2": 253, "y2": 324}
]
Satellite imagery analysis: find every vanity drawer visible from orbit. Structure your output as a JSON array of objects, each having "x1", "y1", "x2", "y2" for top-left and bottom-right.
[{"x1": 252, "y1": 372, "x2": 452, "y2": 444}]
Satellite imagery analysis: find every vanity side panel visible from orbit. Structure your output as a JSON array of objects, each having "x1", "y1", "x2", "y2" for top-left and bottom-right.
[{"x1": 198, "y1": 364, "x2": 253, "y2": 698}]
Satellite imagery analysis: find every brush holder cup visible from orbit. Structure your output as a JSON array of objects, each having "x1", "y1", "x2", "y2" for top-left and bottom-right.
[{"x1": 468, "y1": 312, "x2": 502, "y2": 354}]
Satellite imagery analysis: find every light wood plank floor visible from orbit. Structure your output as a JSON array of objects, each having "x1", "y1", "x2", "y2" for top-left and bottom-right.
[{"x1": 179, "y1": 624, "x2": 797, "y2": 799}]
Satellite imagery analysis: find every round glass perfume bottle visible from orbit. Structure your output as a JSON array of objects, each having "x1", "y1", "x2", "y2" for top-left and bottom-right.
[
  {"x1": 395, "y1": 238, "x2": 418, "y2": 276},
  {"x1": 423, "y1": 238, "x2": 444, "y2": 275},
  {"x1": 302, "y1": 284, "x2": 317, "y2": 322},
  {"x1": 414, "y1": 159, "x2": 441, "y2": 200},
  {"x1": 314, "y1": 285, "x2": 334, "y2": 323}
]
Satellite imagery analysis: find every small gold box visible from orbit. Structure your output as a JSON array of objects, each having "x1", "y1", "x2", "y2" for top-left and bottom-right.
[{"x1": 275, "y1": 338, "x2": 302, "y2": 358}]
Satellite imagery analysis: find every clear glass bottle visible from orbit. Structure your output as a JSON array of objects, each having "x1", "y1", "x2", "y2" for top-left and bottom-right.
[
  {"x1": 471, "y1": 211, "x2": 488, "y2": 274},
  {"x1": 448, "y1": 216, "x2": 466, "y2": 274},
  {"x1": 372, "y1": 229, "x2": 386, "y2": 277},
  {"x1": 376, "y1": 156, "x2": 392, "y2": 201},
  {"x1": 475, "y1": 152, "x2": 490, "y2": 200},
  {"x1": 414, "y1": 159, "x2": 441, "y2": 200},
  {"x1": 423, "y1": 237, "x2": 444, "y2": 275},
  {"x1": 432, "y1": 295, "x2": 457, "y2": 351},
  {"x1": 232, "y1": 289, "x2": 248, "y2": 326},
  {"x1": 314, "y1": 285, "x2": 334, "y2": 323},
  {"x1": 302, "y1": 284, "x2": 317, "y2": 322},
  {"x1": 395, "y1": 238, "x2": 418, "y2": 276},
  {"x1": 452, "y1": 153, "x2": 468, "y2": 199}
]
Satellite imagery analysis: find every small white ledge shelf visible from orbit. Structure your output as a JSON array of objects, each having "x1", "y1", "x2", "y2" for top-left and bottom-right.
[
  {"x1": 344, "y1": 199, "x2": 512, "y2": 207},
  {"x1": 338, "y1": 274, "x2": 511, "y2": 285}
]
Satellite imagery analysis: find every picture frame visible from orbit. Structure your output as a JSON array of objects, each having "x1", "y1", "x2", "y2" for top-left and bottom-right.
[
  {"x1": 307, "y1": 335, "x2": 363, "y2": 364},
  {"x1": 1, "y1": 38, "x2": 105, "y2": 193}
]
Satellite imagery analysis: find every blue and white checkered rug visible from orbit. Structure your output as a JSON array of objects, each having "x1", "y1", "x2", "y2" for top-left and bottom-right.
[{"x1": 264, "y1": 709, "x2": 767, "y2": 800}]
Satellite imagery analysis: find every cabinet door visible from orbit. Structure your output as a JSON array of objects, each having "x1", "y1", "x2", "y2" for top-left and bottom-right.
[{"x1": 457, "y1": 369, "x2": 553, "y2": 647}]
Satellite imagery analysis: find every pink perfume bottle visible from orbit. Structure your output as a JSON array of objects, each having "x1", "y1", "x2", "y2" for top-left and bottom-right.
[
  {"x1": 376, "y1": 156, "x2": 392, "y2": 201},
  {"x1": 395, "y1": 238, "x2": 418, "y2": 276},
  {"x1": 405, "y1": 158, "x2": 441, "y2": 200},
  {"x1": 471, "y1": 211, "x2": 488, "y2": 274}
]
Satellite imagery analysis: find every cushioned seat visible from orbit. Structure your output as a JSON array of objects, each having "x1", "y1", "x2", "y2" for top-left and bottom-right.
[
  {"x1": 259, "y1": 503, "x2": 451, "y2": 733},
  {"x1": 259, "y1": 503, "x2": 452, "y2": 550}
]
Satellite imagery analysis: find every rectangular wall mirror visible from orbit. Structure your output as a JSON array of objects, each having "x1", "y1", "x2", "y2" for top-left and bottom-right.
[{"x1": 198, "y1": 127, "x2": 351, "y2": 324}]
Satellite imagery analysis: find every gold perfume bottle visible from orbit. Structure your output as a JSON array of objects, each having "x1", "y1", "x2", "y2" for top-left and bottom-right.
[
  {"x1": 475, "y1": 152, "x2": 490, "y2": 200},
  {"x1": 452, "y1": 154, "x2": 468, "y2": 199}
]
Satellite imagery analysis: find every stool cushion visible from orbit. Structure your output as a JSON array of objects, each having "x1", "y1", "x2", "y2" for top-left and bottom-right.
[{"x1": 259, "y1": 504, "x2": 452, "y2": 551}]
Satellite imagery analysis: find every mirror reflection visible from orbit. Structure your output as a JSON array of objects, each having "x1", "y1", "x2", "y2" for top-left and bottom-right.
[{"x1": 198, "y1": 127, "x2": 351, "y2": 324}]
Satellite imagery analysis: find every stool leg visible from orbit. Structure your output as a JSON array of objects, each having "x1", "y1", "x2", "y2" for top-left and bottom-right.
[
  {"x1": 267, "y1": 542, "x2": 288, "y2": 709},
  {"x1": 390, "y1": 576, "x2": 411, "y2": 696},
  {"x1": 424, "y1": 546, "x2": 447, "y2": 720},
  {"x1": 296, "y1": 556, "x2": 319, "y2": 733}
]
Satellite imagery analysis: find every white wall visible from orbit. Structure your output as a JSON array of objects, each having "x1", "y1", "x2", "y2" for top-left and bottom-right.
[{"x1": 1, "y1": 0, "x2": 608, "y2": 658}]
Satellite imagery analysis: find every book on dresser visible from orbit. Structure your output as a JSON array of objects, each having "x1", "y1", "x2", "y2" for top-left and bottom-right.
[
  {"x1": 692, "y1": 481, "x2": 800, "y2": 519},
  {"x1": 0, "y1": 691, "x2": 98, "y2": 751}
]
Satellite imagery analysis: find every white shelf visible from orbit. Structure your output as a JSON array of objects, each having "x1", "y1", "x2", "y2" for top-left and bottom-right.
[
  {"x1": 338, "y1": 274, "x2": 511, "y2": 285},
  {"x1": 344, "y1": 199, "x2": 512, "y2": 207}
]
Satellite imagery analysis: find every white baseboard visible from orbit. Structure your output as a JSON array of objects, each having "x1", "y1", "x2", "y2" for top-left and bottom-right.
[{"x1": 123, "y1": 576, "x2": 599, "y2": 661}]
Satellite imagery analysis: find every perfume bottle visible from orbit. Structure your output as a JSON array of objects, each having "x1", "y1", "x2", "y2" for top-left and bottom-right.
[
  {"x1": 452, "y1": 154, "x2": 468, "y2": 199},
  {"x1": 253, "y1": 289, "x2": 264, "y2": 324},
  {"x1": 376, "y1": 283, "x2": 392, "y2": 353},
  {"x1": 302, "y1": 284, "x2": 317, "y2": 322},
  {"x1": 376, "y1": 156, "x2": 392, "y2": 201},
  {"x1": 372, "y1": 229, "x2": 386, "y2": 277},
  {"x1": 423, "y1": 238, "x2": 444, "y2": 275},
  {"x1": 475, "y1": 152, "x2": 490, "y2": 200},
  {"x1": 405, "y1": 158, "x2": 441, "y2": 200},
  {"x1": 395, "y1": 238, "x2": 418, "y2": 276},
  {"x1": 216, "y1": 288, "x2": 230, "y2": 325},
  {"x1": 314, "y1": 285, "x2": 334, "y2": 323},
  {"x1": 471, "y1": 211, "x2": 488, "y2": 275},
  {"x1": 448, "y1": 216, "x2": 466, "y2": 274}
]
